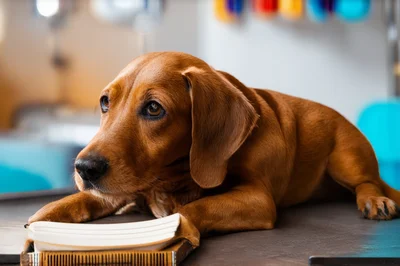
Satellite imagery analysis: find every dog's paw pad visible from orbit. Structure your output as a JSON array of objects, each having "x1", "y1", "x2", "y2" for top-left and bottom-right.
[{"x1": 358, "y1": 196, "x2": 399, "y2": 220}]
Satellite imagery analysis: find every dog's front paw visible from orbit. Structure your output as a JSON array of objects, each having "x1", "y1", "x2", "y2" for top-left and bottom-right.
[
  {"x1": 358, "y1": 196, "x2": 400, "y2": 220},
  {"x1": 177, "y1": 214, "x2": 200, "y2": 248},
  {"x1": 28, "y1": 200, "x2": 86, "y2": 224}
]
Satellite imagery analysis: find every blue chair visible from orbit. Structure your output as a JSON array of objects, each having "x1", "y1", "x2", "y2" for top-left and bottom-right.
[
  {"x1": 0, "y1": 138, "x2": 79, "y2": 194},
  {"x1": 357, "y1": 100, "x2": 400, "y2": 189}
]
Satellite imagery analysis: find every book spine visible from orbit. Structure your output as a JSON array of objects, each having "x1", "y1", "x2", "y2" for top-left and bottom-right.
[{"x1": 21, "y1": 251, "x2": 176, "y2": 266}]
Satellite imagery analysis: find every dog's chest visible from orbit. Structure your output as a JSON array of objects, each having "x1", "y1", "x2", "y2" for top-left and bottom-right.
[
  {"x1": 145, "y1": 185, "x2": 203, "y2": 218},
  {"x1": 147, "y1": 190, "x2": 177, "y2": 218}
]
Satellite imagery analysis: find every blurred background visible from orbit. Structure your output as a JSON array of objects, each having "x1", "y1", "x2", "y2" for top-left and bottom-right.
[{"x1": 0, "y1": 0, "x2": 399, "y2": 198}]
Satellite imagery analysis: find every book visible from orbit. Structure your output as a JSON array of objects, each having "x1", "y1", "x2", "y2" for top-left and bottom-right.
[{"x1": 21, "y1": 213, "x2": 200, "y2": 266}]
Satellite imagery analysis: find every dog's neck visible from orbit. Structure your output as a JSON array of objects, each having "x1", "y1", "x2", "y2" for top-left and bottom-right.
[
  {"x1": 144, "y1": 176, "x2": 203, "y2": 218},
  {"x1": 142, "y1": 156, "x2": 203, "y2": 218}
]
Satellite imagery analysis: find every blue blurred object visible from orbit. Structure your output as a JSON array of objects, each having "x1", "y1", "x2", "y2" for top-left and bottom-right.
[
  {"x1": 0, "y1": 138, "x2": 80, "y2": 195},
  {"x1": 334, "y1": 0, "x2": 370, "y2": 22},
  {"x1": 306, "y1": 0, "x2": 327, "y2": 22},
  {"x1": 0, "y1": 165, "x2": 52, "y2": 193},
  {"x1": 357, "y1": 100, "x2": 400, "y2": 190},
  {"x1": 227, "y1": 0, "x2": 244, "y2": 15}
]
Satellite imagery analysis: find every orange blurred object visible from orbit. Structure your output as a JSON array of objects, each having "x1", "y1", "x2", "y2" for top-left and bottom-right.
[
  {"x1": 279, "y1": 0, "x2": 303, "y2": 20},
  {"x1": 214, "y1": 0, "x2": 235, "y2": 22}
]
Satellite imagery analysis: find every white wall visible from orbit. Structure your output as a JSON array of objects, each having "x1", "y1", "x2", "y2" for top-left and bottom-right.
[
  {"x1": 198, "y1": 0, "x2": 388, "y2": 123},
  {"x1": 0, "y1": 0, "x2": 390, "y2": 126}
]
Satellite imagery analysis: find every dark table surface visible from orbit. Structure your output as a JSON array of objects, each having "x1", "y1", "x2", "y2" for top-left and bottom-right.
[{"x1": 1, "y1": 194, "x2": 399, "y2": 265}]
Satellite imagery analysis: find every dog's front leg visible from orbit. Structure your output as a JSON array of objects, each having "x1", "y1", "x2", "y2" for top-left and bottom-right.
[
  {"x1": 28, "y1": 191, "x2": 128, "y2": 224},
  {"x1": 178, "y1": 185, "x2": 276, "y2": 235}
]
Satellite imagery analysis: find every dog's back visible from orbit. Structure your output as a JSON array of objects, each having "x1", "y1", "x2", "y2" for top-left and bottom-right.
[{"x1": 253, "y1": 88, "x2": 400, "y2": 214}]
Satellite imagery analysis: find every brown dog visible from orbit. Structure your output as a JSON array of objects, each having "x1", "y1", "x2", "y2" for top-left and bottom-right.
[{"x1": 29, "y1": 52, "x2": 400, "y2": 237}]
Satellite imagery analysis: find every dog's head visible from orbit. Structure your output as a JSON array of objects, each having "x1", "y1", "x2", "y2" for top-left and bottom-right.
[{"x1": 74, "y1": 52, "x2": 258, "y2": 196}]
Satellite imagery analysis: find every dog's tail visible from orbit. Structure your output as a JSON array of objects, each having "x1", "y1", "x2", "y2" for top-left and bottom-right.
[{"x1": 382, "y1": 182, "x2": 400, "y2": 206}]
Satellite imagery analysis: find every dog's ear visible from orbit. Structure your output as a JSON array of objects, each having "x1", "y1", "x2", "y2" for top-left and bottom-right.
[{"x1": 182, "y1": 67, "x2": 259, "y2": 189}]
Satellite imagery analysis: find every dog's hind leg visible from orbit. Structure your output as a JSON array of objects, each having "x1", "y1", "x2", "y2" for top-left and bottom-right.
[
  {"x1": 355, "y1": 183, "x2": 400, "y2": 220},
  {"x1": 326, "y1": 120, "x2": 400, "y2": 220}
]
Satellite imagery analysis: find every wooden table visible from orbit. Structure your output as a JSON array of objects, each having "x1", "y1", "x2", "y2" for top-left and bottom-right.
[{"x1": 1, "y1": 195, "x2": 400, "y2": 265}]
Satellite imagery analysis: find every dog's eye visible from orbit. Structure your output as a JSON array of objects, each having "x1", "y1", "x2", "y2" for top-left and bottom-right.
[
  {"x1": 142, "y1": 101, "x2": 165, "y2": 119},
  {"x1": 100, "y1": 96, "x2": 109, "y2": 113}
]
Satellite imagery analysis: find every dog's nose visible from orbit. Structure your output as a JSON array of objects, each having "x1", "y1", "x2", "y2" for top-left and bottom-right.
[{"x1": 75, "y1": 156, "x2": 108, "y2": 182}]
